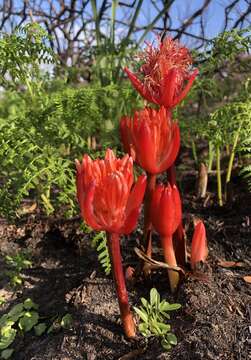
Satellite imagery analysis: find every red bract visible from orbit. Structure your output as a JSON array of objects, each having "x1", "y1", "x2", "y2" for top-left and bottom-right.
[
  {"x1": 151, "y1": 183, "x2": 182, "y2": 236},
  {"x1": 76, "y1": 149, "x2": 146, "y2": 234},
  {"x1": 120, "y1": 106, "x2": 180, "y2": 174},
  {"x1": 191, "y1": 220, "x2": 208, "y2": 270},
  {"x1": 125, "y1": 36, "x2": 198, "y2": 109}
]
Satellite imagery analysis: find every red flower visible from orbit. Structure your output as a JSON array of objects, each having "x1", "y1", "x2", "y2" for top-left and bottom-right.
[
  {"x1": 125, "y1": 36, "x2": 198, "y2": 109},
  {"x1": 120, "y1": 106, "x2": 180, "y2": 174},
  {"x1": 151, "y1": 183, "x2": 182, "y2": 236},
  {"x1": 75, "y1": 149, "x2": 146, "y2": 234},
  {"x1": 191, "y1": 220, "x2": 208, "y2": 270}
]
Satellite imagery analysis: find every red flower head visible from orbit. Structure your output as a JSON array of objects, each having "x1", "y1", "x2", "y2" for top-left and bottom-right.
[
  {"x1": 125, "y1": 36, "x2": 198, "y2": 109},
  {"x1": 120, "y1": 106, "x2": 180, "y2": 174},
  {"x1": 75, "y1": 149, "x2": 146, "y2": 234},
  {"x1": 151, "y1": 183, "x2": 182, "y2": 236},
  {"x1": 191, "y1": 220, "x2": 208, "y2": 270}
]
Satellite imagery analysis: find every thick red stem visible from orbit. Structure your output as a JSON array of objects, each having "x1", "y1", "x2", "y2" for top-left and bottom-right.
[
  {"x1": 108, "y1": 233, "x2": 135, "y2": 338},
  {"x1": 143, "y1": 173, "x2": 156, "y2": 258},
  {"x1": 167, "y1": 164, "x2": 186, "y2": 266},
  {"x1": 161, "y1": 235, "x2": 180, "y2": 293}
]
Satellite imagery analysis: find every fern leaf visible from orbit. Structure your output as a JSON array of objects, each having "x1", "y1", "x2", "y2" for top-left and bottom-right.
[{"x1": 91, "y1": 231, "x2": 111, "y2": 275}]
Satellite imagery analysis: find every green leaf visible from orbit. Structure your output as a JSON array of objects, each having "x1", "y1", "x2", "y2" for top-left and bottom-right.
[
  {"x1": 22, "y1": 260, "x2": 32, "y2": 268},
  {"x1": 60, "y1": 314, "x2": 73, "y2": 329},
  {"x1": 10, "y1": 275, "x2": 22, "y2": 286},
  {"x1": 0, "y1": 327, "x2": 16, "y2": 350},
  {"x1": 161, "y1": 338, "x2": 172, "y2": 351},
  {"x1": 23, "y1": 298, "x2": 38, "y2": 310},
  {"x1": 46, "y1": 324, "x2": 54, "y2": 334},
  {"x1": 150, "y1": 288, "x2": 159, "y2": 307},
  {"x1": 7, "y1": 303, "x2": 24, "y2": 322},
  {"x1": 140, "y1": 297, "x2": 149, "y2": 310},
  {"x1": 138, "y1": 322, "x2": 149, "y2": 334},
  {"x1": 34, "y1": 323, "x2": 47, "y2": 336},
  {"x1": 166, "y1": 333, "x2": 178, "y2": 345},
  {"x1": 1, "y1": 348, "x2": 14, "y2": 359},
  {"x1": 151, "y1": 321, "x2": 162, "y2": 335},
  {"x1": 0, "y1": 316, "x2": 9, "y2": 328},
  {"x1": 18, "y1": 311, "x2": 39, "y2": 332},
  {"x1": 157, "y1": 322, "x2": 171, "y2": 332},
  {"x1": 161, "y1": 303, "x2": 181, "y2": 311},
  {"x1": 138, "y1": 323, "x2": 151, "y2": 336},
  {"x1": 160, "y1": 311, "x2": 170, "y2": 320},
  {"x1": 0, "y1": 320, "x2": 14, "y2": 330},
  {"x1": 133, "y1": 307, "x2": 148, "y2": 323}
]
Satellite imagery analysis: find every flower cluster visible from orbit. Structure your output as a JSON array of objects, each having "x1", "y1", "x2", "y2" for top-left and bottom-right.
[
  {"x1": 124, "y1": 36, "x2": 198, "y2": 109},
  {"x1": 76, "y1": 36, "x2": 207, "y2": 338}
]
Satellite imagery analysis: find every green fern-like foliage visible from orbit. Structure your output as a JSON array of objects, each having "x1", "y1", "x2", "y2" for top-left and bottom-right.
[
  {"x1": 0, "y1": 23, "x2": 56, "y2": 93},
  {"x1": 239, "y1": 137, "x2": 251, "y2": 190},
  {"x1": 0, "y1": 80, "x2": 141, "y2": 219},
  {"x1": 91, "y1": 231, "x2": 111, "y2": 275},
  {"x1": 0, "y1": 22, "x2": 144, "y2": 220},
  {"x1": 177, "y1": 27, "x2": 251, "y2": 153}
]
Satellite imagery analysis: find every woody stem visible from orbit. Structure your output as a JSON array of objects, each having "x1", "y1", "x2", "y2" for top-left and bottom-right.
[
  {"x1": 161, "y1": 235, "x2": 180, "y2": 293},
  {"x1": 108, "y1": 233, "x2": 135, "y2": 338}
]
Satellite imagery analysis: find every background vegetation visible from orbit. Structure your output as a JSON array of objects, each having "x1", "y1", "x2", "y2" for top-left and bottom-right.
[{"x1": 0, "y1": 1, "x2": 251, "y2": 219}]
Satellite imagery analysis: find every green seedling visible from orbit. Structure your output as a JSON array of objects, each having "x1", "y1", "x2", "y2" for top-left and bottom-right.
[
  {"x1": 0, "y1": 298, "x2": 40, "y2": 358},
  {"x1": 134, "y1": 288, "x2": 181, "y2": 351},
  {"x1": 47, "y1": 313, "x2": 73, "y2": 334},
  {"x1": 5, "y1": 251, "x2": 32, "y2": 287},
  {"x1": 0, "y1": 298, "x2": 73, "y2": 358}
]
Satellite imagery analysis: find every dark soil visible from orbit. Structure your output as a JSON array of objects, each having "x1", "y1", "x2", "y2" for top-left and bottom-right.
[{"x1": 0, "y1": 172, "x2": 250, "y2": 360}]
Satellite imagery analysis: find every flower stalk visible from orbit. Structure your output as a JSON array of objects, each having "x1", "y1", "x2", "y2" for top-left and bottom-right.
[
  {"x1": 151, "y1": 183, "x2": 182, "y2": 292},
  {"x1": 161, "y1": 235, "x2": 179, "y2": 293},
  {"x1": 108, "y1": 233, "x2": 136, "y2": 338},
  {"x1": 143, "y1": 173, "x2": 156, "y2": 257},
  {"x1": 167, "y1": 165, "x2": 186, "y2": 267},
  {"x1": 142, "y1": 173, "x2": 156, "y2": 275}
]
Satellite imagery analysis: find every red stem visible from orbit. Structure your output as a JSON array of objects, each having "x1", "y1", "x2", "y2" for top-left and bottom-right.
[
  {"x1": 167, "y1": 164, "x2": 186, "y2": 266},
  {"x1": 143, "y1": 173, "x2": 156, "y2": 257},
  {"x1": 167, "y1": 164, "x2": 176, "y2": 186},
  {"x1": 161, "y1": 235, "x2": 180, "y2": 293},
  {"x1": 108, "y1": 233, "x2": 135, "y2": 338}
]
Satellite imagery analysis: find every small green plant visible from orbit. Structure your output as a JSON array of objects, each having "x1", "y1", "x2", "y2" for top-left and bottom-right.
[
  {"x1": 5, "y1": 252, "x2": 32, "y2": 287},
  {"x1": 0, "y1": 299, "x2": 42, "y2": 358},
  {"x1": 0, "y1": 298, "x2": 73, "y2": 358},
  {"x1": 134, "y1": 288, "x2": 181, "y2": 351},
  {"x1": 46, "y1": 313, "x2": 73, "y2": 334}
]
